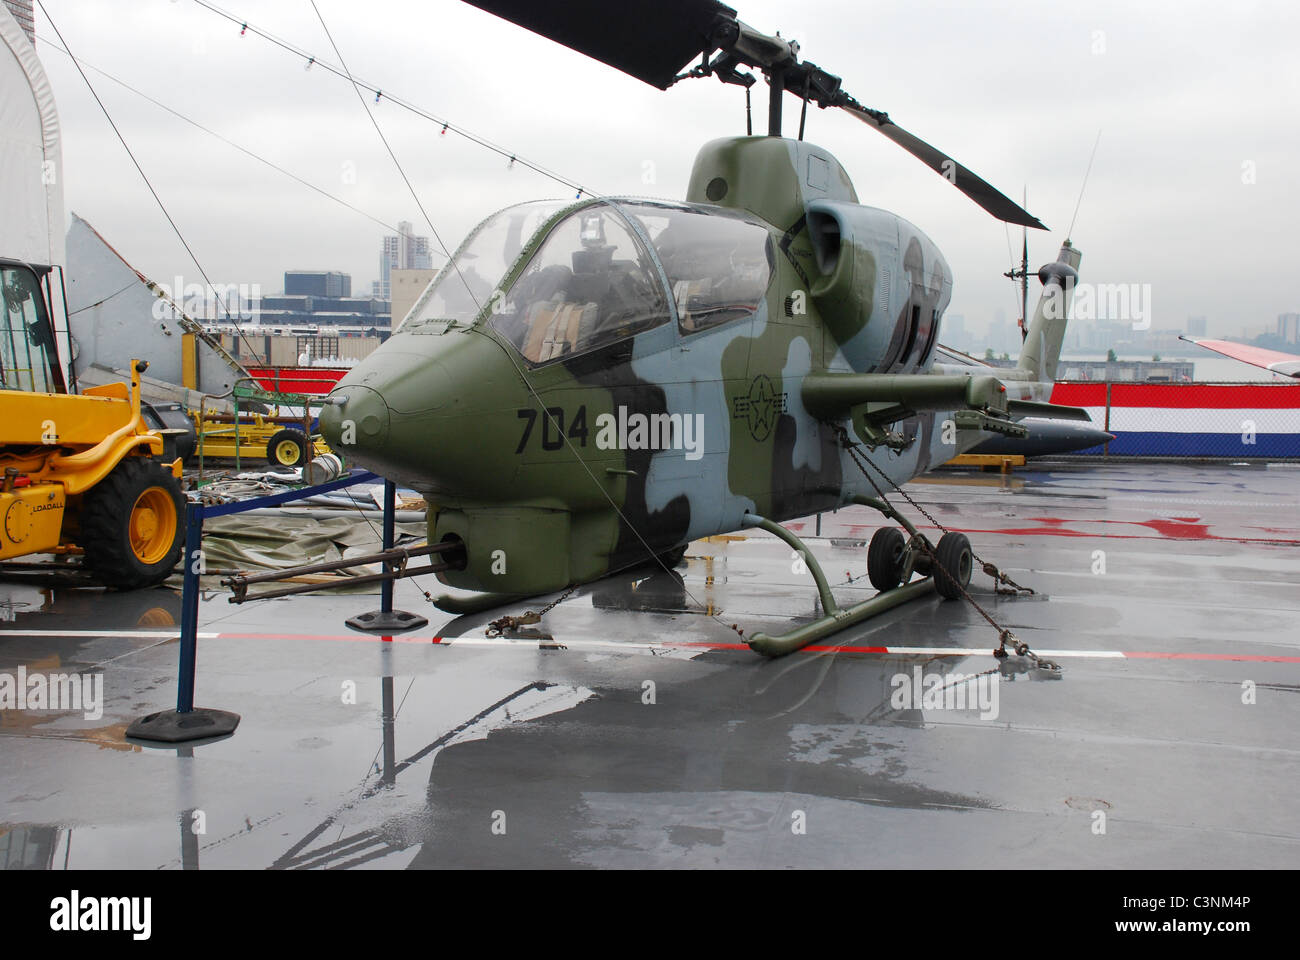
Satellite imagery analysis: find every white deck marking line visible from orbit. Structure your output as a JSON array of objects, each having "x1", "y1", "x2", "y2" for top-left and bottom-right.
[{"x1": 4, "y1": 629, "x2": 1294, "y2": 663}]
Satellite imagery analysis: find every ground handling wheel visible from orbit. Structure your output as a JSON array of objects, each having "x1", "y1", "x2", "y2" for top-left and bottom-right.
[
  {"x1": 867, "y1": 527, "x2": 907, "y2": 592},
  {"x1": 267, "y1": 428, "x2": 309, "y2": 467},
  {"x1": 933, "y1": 531, "x2": 973, "y2": 600},
  {"x1": 80, "y1": 457, "x2": 185, "y2": 590}
]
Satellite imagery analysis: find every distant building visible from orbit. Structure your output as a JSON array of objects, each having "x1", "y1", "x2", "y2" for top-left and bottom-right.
[
  {"x1": 254, "y1": 270, "x2": 390, "y2": 329},
  {"x1": 1056, "y1": 358, "x2": 1195, "y2": 382},
  {"x1": 1186, "y1": 316, "x2": 1207, "y2": 337},
  {"x1": 285, "y1": 270, "x2": 351, "y2": 298},
  {"x1": 390, "y1": 268, "x2": 437, "y2": 328},
  {"x1": 4, "y1": 1, "x2": 34, "y2": 44},
  {"x1": 374, "y1": 221, "x2": 434, "y2": 298},
  {"x1": 1279, "y1": 313, "x2": 1300, "y2": 345}
]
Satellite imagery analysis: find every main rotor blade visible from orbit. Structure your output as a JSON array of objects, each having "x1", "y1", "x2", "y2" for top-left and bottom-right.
[
  {"x1": 462, "y1": 0, "x2": 736, "y2": 90},
  {"x1": 840, "y1": 102, "x2": 1047, "y2": 229}
]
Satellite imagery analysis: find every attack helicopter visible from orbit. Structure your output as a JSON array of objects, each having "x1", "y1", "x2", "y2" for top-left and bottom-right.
[{"x1": 318, "y1": 0, "x2": 1089, "y2": 655}]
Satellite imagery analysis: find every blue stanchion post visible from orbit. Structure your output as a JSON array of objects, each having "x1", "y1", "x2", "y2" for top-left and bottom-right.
[
  {"x1": 176, "y1": 502, "x2": 204, "y2": 714},
  {"x1": 127, "y1": 497, "x2": 240, "y2": 743},
  {"x1": 381, "y1": 479, "x2": 395, "y2": 616},
  {"x1": 345, "y1": 476, "x2": 427, "y2": 632},
  {"x1": 129, "y1": 469, "x2": 418, "y2": 742}
]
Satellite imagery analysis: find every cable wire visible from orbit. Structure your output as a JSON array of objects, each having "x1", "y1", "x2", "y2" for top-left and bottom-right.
[
  {"x1": 37, "y1": 37, "x2": 401, "y2": 234},
  {"x1": 35, "y1": 0, "x2": 268, "y2": 367},
  {"x1": 191, "y1": 0, "x2": 594, "y2": 199}
]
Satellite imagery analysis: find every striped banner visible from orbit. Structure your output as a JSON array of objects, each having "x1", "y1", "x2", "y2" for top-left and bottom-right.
[{"x1": 1049, "y1": 382, "x2": 1300, "y2": 457}]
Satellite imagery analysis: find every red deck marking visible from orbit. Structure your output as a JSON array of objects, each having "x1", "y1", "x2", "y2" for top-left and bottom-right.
[{"x1": 780, "y1": 519, "x2": 1300, "y2": 544}]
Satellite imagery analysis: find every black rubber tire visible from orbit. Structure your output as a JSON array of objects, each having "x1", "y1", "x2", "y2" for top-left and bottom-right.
[
  {"x1": 867, "y1": 527, "x2": 907, "y2": 592},
  {"x1": 934, "y1": 531, "x2": 973, "y2": 600},
  {"x1": 266, "y1": 428, "x2": 308, "y2": 467},
  {"x1": 80, "y1": 457, "x2": 185, "y2": 590}
]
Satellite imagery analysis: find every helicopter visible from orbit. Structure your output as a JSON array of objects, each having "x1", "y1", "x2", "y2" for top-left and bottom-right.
[{"x1": 318, "y1": 0, "x2": 1089, "y2": 655}]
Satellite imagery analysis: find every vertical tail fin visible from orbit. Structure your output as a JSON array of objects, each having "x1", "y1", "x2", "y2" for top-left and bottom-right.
[{"x1": 1017, "y1": 242, "x2": 1082, "y2": 383}]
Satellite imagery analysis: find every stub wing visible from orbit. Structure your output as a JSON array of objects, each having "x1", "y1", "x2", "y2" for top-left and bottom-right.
[
  {"x1": 1181, "y1": 337, "x2": 1300, "y2": 379},
  {"x1": 1005, "y1": 399, "x2": 1093, "y2": 422},
  {"x1": 802, "y1": 372, "x2": 1023, "y2": 449}
]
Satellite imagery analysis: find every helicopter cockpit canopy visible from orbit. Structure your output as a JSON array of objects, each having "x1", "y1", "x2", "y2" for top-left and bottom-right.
[
  {"x1": 404, "y1": 199, "x2": 570, "y2": 327},
  {"x1": 488, "y1": 204, "x2": 670, "y2": 364},
  {"x1": 406, "y1": 198, "x2": 773, "y2": 367}
]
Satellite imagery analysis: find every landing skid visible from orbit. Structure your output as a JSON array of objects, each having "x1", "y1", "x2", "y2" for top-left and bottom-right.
[
  {"x1": 741, "y1": 508, "x2": 952, "y2": 657},
  {"x1": 432, "y1": 591, "x2": 538, "y2": 615}
]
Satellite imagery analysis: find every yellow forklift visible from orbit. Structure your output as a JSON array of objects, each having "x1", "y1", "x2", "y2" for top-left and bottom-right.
[{"x1": 0, "y1": 259, "x2": 183, "y2": 589}]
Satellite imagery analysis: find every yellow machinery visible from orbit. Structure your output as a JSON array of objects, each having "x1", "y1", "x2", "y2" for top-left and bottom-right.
[
  {"x1": 190, "y1": 405, "x2": 329, "y2": 468},
  {"x1": 0, "y1": 356, "x2": 184, "y2": 589}
]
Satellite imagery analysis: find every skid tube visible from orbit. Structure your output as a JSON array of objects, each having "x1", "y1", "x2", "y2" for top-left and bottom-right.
[{"x1": 742, "y1": 508, "x2": 935, "y2": 657}]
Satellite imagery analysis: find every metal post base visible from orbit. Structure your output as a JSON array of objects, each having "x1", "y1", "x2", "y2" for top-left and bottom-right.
[
  {"x1": 126, "y1": 708, "x2": 241, "y2": 743},
  {"x1": 346, "y1": 609, "x2": 429, "y2": 632}
]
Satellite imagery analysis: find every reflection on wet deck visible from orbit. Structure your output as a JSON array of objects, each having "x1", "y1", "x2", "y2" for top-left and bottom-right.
[{"x1": 1, "y1": 462, "x2": 1297, "y2": 868}]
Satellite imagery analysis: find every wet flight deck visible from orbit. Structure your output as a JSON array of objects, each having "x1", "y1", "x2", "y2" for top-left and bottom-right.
[{"x1": 1, "y1": 461, "x2": 1297, "y2": 869}]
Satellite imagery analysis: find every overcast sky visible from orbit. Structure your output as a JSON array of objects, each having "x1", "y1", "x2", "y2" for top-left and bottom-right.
[{"x1": 30, "y1": 0, "x2": 1300, "y2": 339}]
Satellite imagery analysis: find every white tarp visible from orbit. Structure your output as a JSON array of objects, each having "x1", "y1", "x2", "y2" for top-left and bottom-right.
[{"x1": 0, "y1": 3, "x2": 63, "y2": 268}]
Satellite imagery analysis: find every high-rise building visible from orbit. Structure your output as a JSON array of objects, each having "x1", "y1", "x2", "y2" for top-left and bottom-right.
[
  {"x1": 375, "y1": 221, "x2": 434, "y2": 298},
  {"x1": 1186, "y1": 316, "x2": 1207, "y2": 337},
  {"x1": 1278, "y1": 313, "x2": 1300, "y2": 345},
  {"x1": 4, "y1": 1, "x2": 34, "y2": 44}
]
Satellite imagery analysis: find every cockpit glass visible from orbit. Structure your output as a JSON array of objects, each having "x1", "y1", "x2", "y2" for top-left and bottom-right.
[
  {"x1": 627, "y1": 204, "x2": 773, "y2": 334},
  {"x1": 487, "y1": 205, "x2": 669, "y2": 365},
  {"x1": 402, "y1": 200, "x2": 570, "y2": 328},
  {"x1": 0, "y1": 265, "x2": 58, "y2": 393}
]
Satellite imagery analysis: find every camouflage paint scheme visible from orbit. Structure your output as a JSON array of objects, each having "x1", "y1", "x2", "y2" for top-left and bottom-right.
[{"x1": 319, "y1": 137, "x2": 1066, "y2": 597}]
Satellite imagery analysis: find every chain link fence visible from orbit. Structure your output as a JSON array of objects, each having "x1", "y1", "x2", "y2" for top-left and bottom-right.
[{"x1": 1050, "y1": 381, "x2": 1300, "y2": 460}]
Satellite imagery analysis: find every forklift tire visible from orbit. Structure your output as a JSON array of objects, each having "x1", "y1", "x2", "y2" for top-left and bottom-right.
[
  {"x1": 933, "y1": 532, "x2": 973, "y2": 600},
  {"x1": 81, "y1": 457, "x2": 185, "y2": 590},
  {"x1": 867, "y1": 527, "x2": 907, "y2": 592},
  {"x1": 267, "y1": 428, "x2": 308, "y2": 467}
]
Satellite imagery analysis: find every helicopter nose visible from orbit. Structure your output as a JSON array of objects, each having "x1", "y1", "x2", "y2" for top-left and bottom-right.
[
  {"x1": 316, "y1": 329, "x2": 507, "y2": 491},
  {"x1": 319, "y1": 383, "x2": 390, "y2": 459}
]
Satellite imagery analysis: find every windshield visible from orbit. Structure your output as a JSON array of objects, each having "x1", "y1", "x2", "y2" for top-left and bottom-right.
[
  {"x1": 402, "y1": 200, "x2": 571, "y2": 328},
  {"x1": 0, "y1": 265, "x2": 59, "y2": 392},
  {"x1": 625, "y1": 203, "x2": 773, "y2": 334}
]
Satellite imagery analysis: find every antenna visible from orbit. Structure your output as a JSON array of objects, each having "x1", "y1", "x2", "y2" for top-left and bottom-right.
[
  {"x1": 1067, "y1": 130, "x2": 1102, "y2": 240},
  {"x1": 1003, "y1": 186, "x2": 1030, "y2": 341}
]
